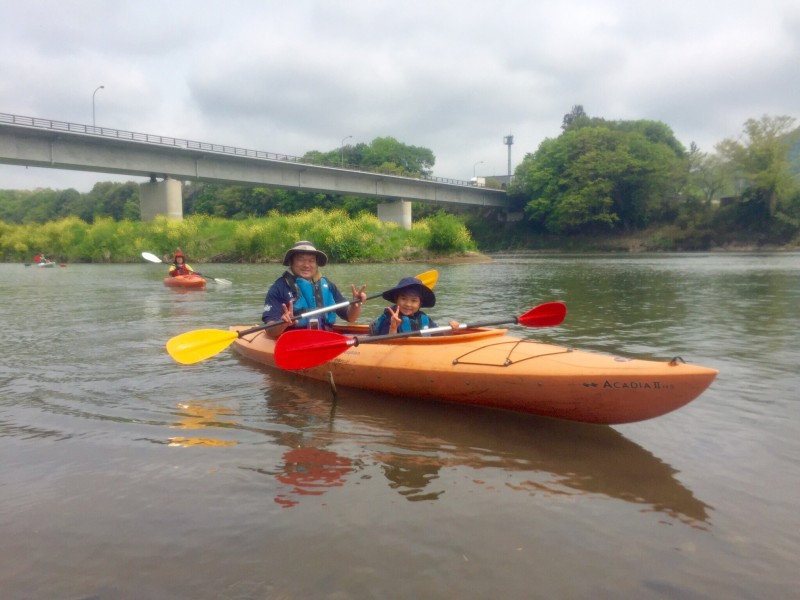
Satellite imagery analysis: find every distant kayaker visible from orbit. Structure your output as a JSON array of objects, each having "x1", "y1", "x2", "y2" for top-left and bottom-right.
[
  {"x1": 168, "y1": 249, "x2": 194, "y2": 277},
  {"x1": 262, "y1": 240, "x2": 367, "y2": 338},
  {"x1": 369, "y1": 277, "x2": 459, "y2": 335}
]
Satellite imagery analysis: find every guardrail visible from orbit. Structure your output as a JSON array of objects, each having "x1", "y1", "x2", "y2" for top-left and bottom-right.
[{"x1": 0, "y1": 112, "x2": 487, "y2": 189}]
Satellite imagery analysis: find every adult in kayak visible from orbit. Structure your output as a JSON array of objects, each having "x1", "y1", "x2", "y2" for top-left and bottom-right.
[
  {"x1": 369, "y1": 277, "x2": 459, "y2": 335},
  {"x1": 261, "y1": 240, "x2": 367, "y2": 339},
  {"x1": 168, "y1": 249, "x2": 194, "y2": 277}
]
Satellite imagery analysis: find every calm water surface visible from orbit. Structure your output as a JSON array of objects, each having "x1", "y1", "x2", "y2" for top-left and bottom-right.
[{"x1": 1, "y1": 254, "x2": 798, "y2": 598}]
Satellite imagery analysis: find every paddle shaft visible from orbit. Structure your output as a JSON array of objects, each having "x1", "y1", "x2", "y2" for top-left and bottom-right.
[
  {"x1": 166, "y1": 267, "x2": 438, "y2": 364},
  {"x1": 240, "y1": 281, "x2": 427, "y2": 338},
  {"x1": 192, "y1": 272, "x2": 232, "y2": 285},
  {"x1": 346, "y1": 316, "x2": 521, "y2": 348},
  {"x1": 237, "y1": 295, "x2": 373, "y2": 338},
  {"x1": 272, "y1": 302, "x2": 567, "y2": 370}
]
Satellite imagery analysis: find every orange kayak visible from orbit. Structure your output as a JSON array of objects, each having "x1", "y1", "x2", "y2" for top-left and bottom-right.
[
  {"x1": 230, "y1": 324, "x2": 718, "y2": 425},
  {"x1": 163, "y1": 273, "x2": 207, "y2": 289}
]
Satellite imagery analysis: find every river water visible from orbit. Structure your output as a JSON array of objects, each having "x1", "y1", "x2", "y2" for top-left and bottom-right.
[{"x1": 1, "y1": 253, "x2": 798, "y2": 599}]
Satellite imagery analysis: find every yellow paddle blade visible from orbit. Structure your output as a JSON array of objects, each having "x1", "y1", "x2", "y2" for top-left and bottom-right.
[
  {"x1": 416, "y1": 269, "x2": 438, "y2": 290},
  {"x1": 166, "y1": 329, "x2": 239, "y2": 365}
]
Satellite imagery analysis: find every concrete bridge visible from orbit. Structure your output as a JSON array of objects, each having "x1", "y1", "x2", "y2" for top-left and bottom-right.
[{"x1": 0, "y1": 112, "x2": 512, "y2": 228}]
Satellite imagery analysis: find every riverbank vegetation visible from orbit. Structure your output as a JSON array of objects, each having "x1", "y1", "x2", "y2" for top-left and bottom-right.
[
  {"x1": 1, "y1": 112, "x2": 798, "y2": 254},
  {"x1": 0, "y1": 209, "x2": 475, "y2": 263},
  {"x1": 501, "y1": 111, "x2": 800, "y2": 250}
]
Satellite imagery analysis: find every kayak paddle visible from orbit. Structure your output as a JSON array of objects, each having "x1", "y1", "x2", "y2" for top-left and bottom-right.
[
  {"x1": 274, "y1": 301, "x2": 567, "y2": 370},
  {"x1": 141, "y1": 251, "x2": 233, "y2": 285},
  {"x1": 166, "y1": 269, "x2": 439, "y2": 365}
]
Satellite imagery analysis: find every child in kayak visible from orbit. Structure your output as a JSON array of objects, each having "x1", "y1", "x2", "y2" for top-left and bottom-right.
[
  {"x1": 369, "y1": 277, "x2": 459, "y2": 335},
  {"x1": 168, "y1": 249, "x2": 194, "y2": 277}
]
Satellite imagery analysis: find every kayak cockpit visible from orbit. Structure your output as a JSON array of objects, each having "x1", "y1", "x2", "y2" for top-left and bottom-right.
[{"x1": 331, "y1": 323, "x2": 508, "y2": 344}]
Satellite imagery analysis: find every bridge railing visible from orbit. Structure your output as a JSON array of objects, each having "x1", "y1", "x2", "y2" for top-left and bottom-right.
[{"x1": 0, "y1": 112, "x2": 491, "y2": 189}]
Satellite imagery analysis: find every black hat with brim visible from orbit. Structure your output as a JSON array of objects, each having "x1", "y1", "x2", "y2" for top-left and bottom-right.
[{"x1": 381, "y1": 277, "x2": 436, "y2": 308}]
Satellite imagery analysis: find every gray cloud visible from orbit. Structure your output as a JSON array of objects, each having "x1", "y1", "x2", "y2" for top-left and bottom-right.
[{"x1": 1, "y1": 0, "x2": 797, "y2": 190}]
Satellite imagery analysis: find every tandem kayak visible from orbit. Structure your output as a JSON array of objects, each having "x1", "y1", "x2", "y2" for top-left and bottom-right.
[
  {"x1": 163, "y1": 273, "x2": 207, "y2": 289},
  {"x1": 229, "y1": 324, "x2": 718, "y2": 425}
]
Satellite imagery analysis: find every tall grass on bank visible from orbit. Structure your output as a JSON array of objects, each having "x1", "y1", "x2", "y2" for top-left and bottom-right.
[{"x1": 0, "y1": 209, "x2": 475, "y2": 263}]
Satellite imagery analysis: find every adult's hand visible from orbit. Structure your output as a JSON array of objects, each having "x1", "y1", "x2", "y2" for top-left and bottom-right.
[{"x1": 351, "y1": 284, "x2": 367, "y2": 303}]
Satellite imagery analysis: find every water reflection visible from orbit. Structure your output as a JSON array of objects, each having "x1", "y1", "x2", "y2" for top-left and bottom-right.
[
  {"x1": 167, "y1": 397, "x2": 357, "y2": 506},
  {"x1": 168, "y1": 401, "x2": 239, "y2": 447},
  {"x1": 272, "y1": 447, "x2": 353, "y2": 508},
  {"x1": 377, "y1": 452, "x2": 444, "y2": 501},
  {"x1": 251, "y1": 368, "x2": 711, "y2": 525},
  {"x1": 244, "y1": 376, "x2": 359, "y2": 508},
  {"x1": 156, "y1": 330, "x2": 713, "y2": 521}
]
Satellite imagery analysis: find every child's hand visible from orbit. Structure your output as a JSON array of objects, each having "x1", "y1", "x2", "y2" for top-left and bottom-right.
[
  {"x1": 449, "y1": 320, "x2": 460, "y2": 330},
  {"x1": 387, "y1": 306, "x2": 402, "y2": 333}
]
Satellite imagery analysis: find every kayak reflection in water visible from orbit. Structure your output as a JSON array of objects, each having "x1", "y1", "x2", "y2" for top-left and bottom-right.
[
  {"x1": 266, "y1": 376, "x2": 712, "y2": 525},
  {"x1": 274, "y1": 447, "x2": 353, "y2": 508}
]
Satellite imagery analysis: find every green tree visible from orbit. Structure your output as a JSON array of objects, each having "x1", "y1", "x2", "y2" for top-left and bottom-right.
[
  {"x1": 512, "y1": 118, "x2": 685, "y2": 234},
  {"x1": 184, "y1": 183, "x2": 223, "y2": 216},
  {"x1": 716, "y1": 115, "x2": 798, "y2": 221},
  {"x1": 561, "y1": 104, "x2": 587, "y2": 130},
  {"x1": 301, "y1": 137, "x2": 435, "y2": 177},
  {"x1": 361, "y1": 137, "x2": 435, "y2": 176},
  {"x1": 684, "y1": 143, "x2": 730, "y2": 204},
  {"x1": 21, "y1": 189, "x2": 60, "y2": 223}
]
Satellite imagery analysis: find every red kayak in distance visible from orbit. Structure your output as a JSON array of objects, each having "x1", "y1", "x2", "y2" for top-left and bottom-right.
[{"x1": 163, "y1": 273, "x2": 207, "y2": 289}]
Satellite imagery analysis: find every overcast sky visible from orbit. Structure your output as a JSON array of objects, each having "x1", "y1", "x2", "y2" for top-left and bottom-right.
[{"x1": 1, "y1": 0, "x2": 798, "y2": 191}]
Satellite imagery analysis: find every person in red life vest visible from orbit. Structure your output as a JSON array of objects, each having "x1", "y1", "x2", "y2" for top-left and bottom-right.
[
  {"x1": 261, "y1": 240, "x2": 367, "y2": 338},
  {"x1": 369, "y1": 277, "x2": 459, "y2": 335},
  {"x1": 168, "y1": 249, "x2": 195, "y2": 277}
]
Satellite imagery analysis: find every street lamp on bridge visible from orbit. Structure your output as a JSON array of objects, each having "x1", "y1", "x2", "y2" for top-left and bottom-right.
[
  {"x1": 92, "y1": 85, "x2": 105, "y2": 128},
  {"x1": 341, "y1": 135, "x2": 352, "y2": 167}
]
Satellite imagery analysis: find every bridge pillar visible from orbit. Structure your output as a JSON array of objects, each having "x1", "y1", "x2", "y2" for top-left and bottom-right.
[
  {"x1": 139, "y1": 177, "x2": 183, "y2": 221},
  {"x1": 377, "y1": 199, "x2": 412, "y2": 230}
]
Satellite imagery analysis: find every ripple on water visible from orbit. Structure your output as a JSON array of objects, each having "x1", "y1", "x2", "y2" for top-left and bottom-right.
[{"x1": 1, "y1": 258, "x2": 798, "y2": 598}]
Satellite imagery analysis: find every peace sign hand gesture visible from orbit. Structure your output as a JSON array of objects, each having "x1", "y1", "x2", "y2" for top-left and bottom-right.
[{"x1": 387, "y1": 305, "x2": 403, "y2": 334}]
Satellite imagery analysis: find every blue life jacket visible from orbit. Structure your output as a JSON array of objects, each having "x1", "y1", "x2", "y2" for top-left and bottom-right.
[
  {"x1": 370, "y1": 308, "x2": 431, "y2": 335},
  {"x1": 291, "y1": 275, "x2": 338, "y2": 327}
]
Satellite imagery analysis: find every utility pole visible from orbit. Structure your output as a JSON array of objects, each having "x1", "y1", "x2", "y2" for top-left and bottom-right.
[{"x1": 503, "y1": 135, "x2": 514, "y2": 181}]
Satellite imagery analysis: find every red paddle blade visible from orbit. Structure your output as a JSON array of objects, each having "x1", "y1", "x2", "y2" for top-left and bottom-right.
[
  {"x1": 274, "y1": 329, "x2": 353, "y2": 370},
  {"x1": 518, "y1": 301, "x2": 566, "y2": 327}
]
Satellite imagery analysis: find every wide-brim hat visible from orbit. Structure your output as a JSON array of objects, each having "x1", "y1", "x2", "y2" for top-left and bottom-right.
[
  {"x1": 282, "y1": 240, "x2": 328, "y2": 267},
  {"x1": 381, "y1": 277, "x2": 436, "y2": 308}
]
